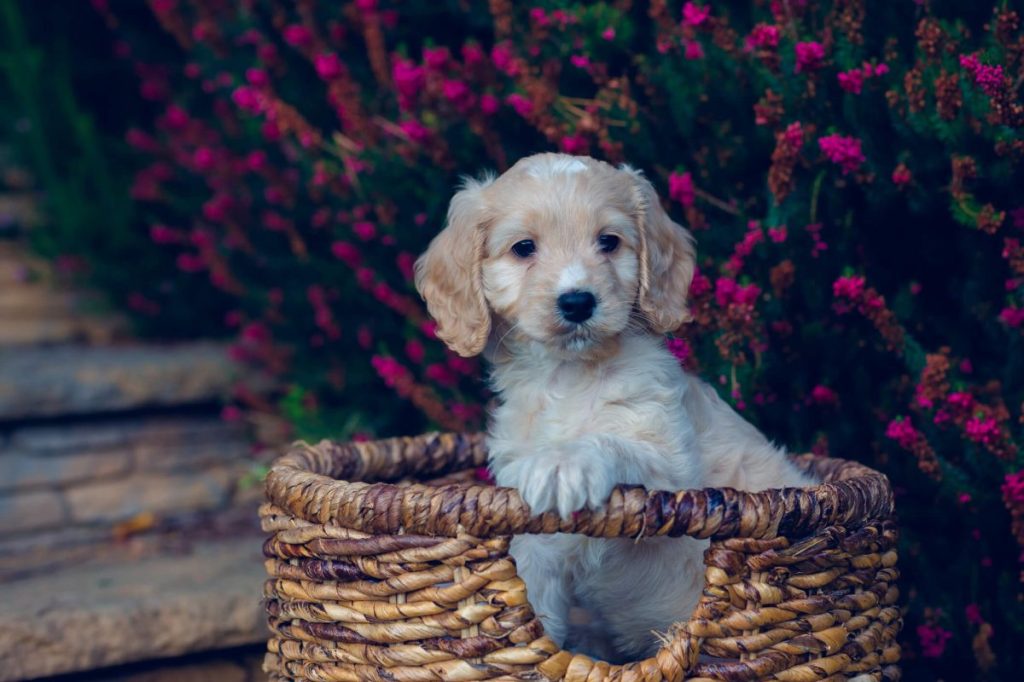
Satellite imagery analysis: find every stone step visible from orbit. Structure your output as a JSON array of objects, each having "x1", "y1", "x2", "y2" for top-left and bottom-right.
[
  {"x1": 0, "y1": 315, "x2": 127, "y2": 346},
  {"x1": 49, "y1": 647, "x2": 267, "y2": 681},
  {"x1": 0, "y1": 413, "x2": 262, "y2": 556},
  {"x1": 0, "y1": 536, "x2": 269, "y2": 681},
  {"x1": 0, "y1": 343, "x2": 270, "y2": 421},
  {"x1": 0, "y1": 243, "x2": 131, "y2": 346},
  {"x1": 0, "y1": 192, "x2": 40, "y2": 232}
]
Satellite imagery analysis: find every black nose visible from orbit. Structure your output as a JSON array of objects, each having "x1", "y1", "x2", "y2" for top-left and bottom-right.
[{"x1": 557, "y1": 290, "x2": 596, "y2": 323}]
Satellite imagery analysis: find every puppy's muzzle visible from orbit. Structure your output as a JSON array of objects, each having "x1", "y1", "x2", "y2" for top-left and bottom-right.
[{"x1": 557, "y1": 290, "x2": 596, "y2": 323}]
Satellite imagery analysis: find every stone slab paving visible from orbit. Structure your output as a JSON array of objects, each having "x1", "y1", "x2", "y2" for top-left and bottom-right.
[
  {"x1": 0, "y1": 537, "x2": 269, "y2": 681},
  {"x1": 0, "y1": 242, "x2": 128, "y2": 346},
  {"x1": 41, "y1": 646, "x2": 266, "y2": 682},
  {"x1": 0, "y1": 343, "x2": 271, "y2": 420}
]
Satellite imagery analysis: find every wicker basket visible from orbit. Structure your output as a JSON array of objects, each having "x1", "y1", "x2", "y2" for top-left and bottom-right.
[{"x1": 261, "y1": 432, "x2": 901, "y2": 681}]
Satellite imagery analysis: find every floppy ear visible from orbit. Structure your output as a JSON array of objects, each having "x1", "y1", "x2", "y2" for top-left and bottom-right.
[
  {"x1": 414, "y1": 175, "x2": 494, "y2": 357},
  {"x1": 622, "y1": 165, "x2": 697, "y2": 334}
]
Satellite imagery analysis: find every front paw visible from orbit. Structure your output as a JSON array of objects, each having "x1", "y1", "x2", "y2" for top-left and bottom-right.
[{"x1": 516, "y1": 444, "x2": 617, "y2": 518}]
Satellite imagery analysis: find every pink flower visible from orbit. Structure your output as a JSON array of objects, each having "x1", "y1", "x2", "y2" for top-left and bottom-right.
[
  {"x1": 601, "y1": 26, "x2": 616, "y2": 41},
  {"x1": 960, "y1": 53, "x2": 1004, "y2": 96},
  {"x1": 405, "y1": 339, "x2": 425, "y2": 364},
  {"x1": 668, "y1": 171, "x2": 695, "y2": 207},
  {"x1": 125, "y1": 129, "x2": 157, "y2": 152},
  {"x1": 794, "y1": 41, "x2": 825, "y2": 73},
  {"x1": 837, "y1": 69, "x2": 865, "y2": 94},
  {"x1": 768, "y1": 226, "x2": 788, "y2": 243},
  {"x1": 715, "y1": 277, "x2": 760, "y2": 307},
  {"x1": 257, "y1": 43, "x2": 278, "y2": 63},
  {"x1": 684, "y1": 40, "x2": 705, "y2": 60},
  {"x1": 202, "y1": 194, "x2": 232, "y2": 223},
  {"x1": 396, "y1": 252, "x2": 416, "y2": 281},
  {"x1": 461, "y1": 42, "x2": 485, "y2": 67},
  {"x1": 682, "y1": 2, "x2": 710, "y2": 26},
  {"x1": 261, "y1": 117, "x2": 280, "y2": 143},
  {"x1": 809, "y1": 385, "x2": 838, "y2": 405},
  {"x1": 999, "y1": 306, "x2": 1024, "y2": 327},
  {"x1": 665, "y1": 337, "x2": 692, "y2": 364},
  {"x1": 570, "y1": 54, "x2": 590, "y2": 69},
  {"x1": 425, "y1": 362, "x2": 457, "y2": 387},
  {"x1": 151, "y1": 0, "x2": 175, "y2": 15},
  {"x1": 442, "y1": 79, "x2": 471, "y2": 104},
  {"x1": 479, "y1": 93, "x2": 500, "y2": 115},
  {"x1": 231, "y1": 86, "x2": 261, "y2": 113},
  {"x1": 1003, "y1": 470, "x2": 1024, "y2": 505},
  {"x1": 391, "y1": 58, "x2": 425, "y2": 107},
  {"x1": 818, "y1": 134, "x2": 865, "y2": 175},
  {"x1": 892, "y1": 164, "x2": 912, "y2": 186},
  {"x1": 315, "y1": 53, "x2": 344, "y2": 80},
  {"x1": 163, "y1": 105, "x2": 189, "y2": 129},
  {"x1": 947, "y1": 391, "x2": 974, "y2": 411},
  {"x1": 832, "y1": 275, "x2": 866, "y2": 299},
  {"x1": 917, "y1": 623, "x2": 952, "y2": 658},
  {"x1": 965, "y1": 604, "x2": 983, "y2": 625},
  {"x1": 192, "y1": 147, "x2": 216, "y2": 170},
  {"x1": 150, "y1": 224, "x2": 178, "y2": 244},
  {"x1": 529, "y1": 8, "x2": 550, "y2": 27},
  {"x1": 399, "y1": 118, "x2": 431, "y2": 143},
  {"x1": 423, "y1": 46, "x2": 450, "y2": 70},
  {"x1": 246, "y1": 150, "x2": 267, "y2": 172},
  {"x1": 371, "y1": 355, "x2": 409, "y2": 389},
  {"x1": 245, "y1": 67, "x2": 269, "y2": 87},
  {"x1": 957, "y1": 492, "x2": 972, "y2": 505},
  {"x1": 331, "y1": 241, "x2": 361, "y2": 267},
  {"x1": 353, "y1": 221, "x2": 376, "y2": 241},
  {"x1": 746, "y1": 23, "x2": 780, "y2": 50},
  {"x1": 506, "y1": 93, "x2": 533, "y2": 117},
  {"x1": 357, "y1": 326, "x2": 373, "y2": 349},
  {"x1": 176, "y1": 253, "x2": 205, "y2": 273},
  {"x1": 491, "y1": 42, "x2": 519, "y2": 76},
  {"x1": 690, "y1": 270, "x2": 711, "y2": 297},
  {"x1": 885, "y1": 416, "x2": 918, "y2": 449},
  {"x1": 282, "y1": 24, "x2": 312, "y2": 47},
  {"x1": 1011, "y1": 206, "x2": 1024, "y2": 229},
  {"x1": 965, "y1": 416, "x2": 999, "y2": 444},
  {"x1": 560, "y1": 134, "x2": 588, "y2": 154}
]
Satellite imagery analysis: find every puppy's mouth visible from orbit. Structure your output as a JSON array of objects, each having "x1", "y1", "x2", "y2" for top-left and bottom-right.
[{"x1": 553, "y1": 322, "x2": 597, "y2": 351}]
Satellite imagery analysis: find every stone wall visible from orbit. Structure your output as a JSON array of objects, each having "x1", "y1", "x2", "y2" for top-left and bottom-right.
[{"x1": 0, "y1": 414, "x2": 258, "y2": 554}]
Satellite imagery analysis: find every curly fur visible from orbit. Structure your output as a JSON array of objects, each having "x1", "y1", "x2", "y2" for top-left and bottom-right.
[{"x1": 415, "y1": 153, "x2": 814, "y2": 661}]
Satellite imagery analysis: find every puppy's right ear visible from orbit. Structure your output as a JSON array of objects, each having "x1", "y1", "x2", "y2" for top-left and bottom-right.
[{"x1": 414, "y1": 175, "x2": 494, "y2": 357}]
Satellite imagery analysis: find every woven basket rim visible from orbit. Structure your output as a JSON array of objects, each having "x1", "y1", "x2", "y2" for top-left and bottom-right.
[{"x1": 264, "y1": 432, "x2": 893, "y2": 540}]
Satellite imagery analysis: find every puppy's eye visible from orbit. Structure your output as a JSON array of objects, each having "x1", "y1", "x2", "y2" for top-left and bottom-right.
[
  {"x1": 511, "y1": 239, "x2": 536, "y2": 258},
  {"x1": 598, "y1": 234, "x2": 620, "y2": 254}
]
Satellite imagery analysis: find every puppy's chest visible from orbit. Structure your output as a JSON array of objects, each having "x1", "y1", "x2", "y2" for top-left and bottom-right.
[{"x1": 498, "y1": 367, "x2": 642, "y2": 442}]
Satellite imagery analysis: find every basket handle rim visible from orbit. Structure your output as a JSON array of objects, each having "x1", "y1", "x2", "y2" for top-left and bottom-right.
[{"x1": 264, "y1": 432, "x2": 894, "y2": 540}]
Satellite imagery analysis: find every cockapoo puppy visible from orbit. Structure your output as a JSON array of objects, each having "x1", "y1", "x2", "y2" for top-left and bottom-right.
[{"x1": 415, "y1": 153, "x2": 814, "y2": 661}]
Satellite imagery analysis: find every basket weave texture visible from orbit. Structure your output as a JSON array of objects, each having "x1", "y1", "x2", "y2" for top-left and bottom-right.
[{"x1": 261, "y1": 432, "x2": 901, "y2": 681}]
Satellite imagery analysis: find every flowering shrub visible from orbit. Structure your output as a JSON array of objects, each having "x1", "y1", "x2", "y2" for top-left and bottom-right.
[{"x1": 62, "y1": 0, "x2": 1024, "y2": 677}]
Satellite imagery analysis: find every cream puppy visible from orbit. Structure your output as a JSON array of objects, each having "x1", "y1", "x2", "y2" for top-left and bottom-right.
[{"x1": 415, "y1": 153, "x2": 813, "y2": 661}]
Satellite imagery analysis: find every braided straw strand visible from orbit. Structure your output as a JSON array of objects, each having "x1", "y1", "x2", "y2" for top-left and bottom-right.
[{"x1": 262, "y1": 432, "x2": 901, "y2": 681}]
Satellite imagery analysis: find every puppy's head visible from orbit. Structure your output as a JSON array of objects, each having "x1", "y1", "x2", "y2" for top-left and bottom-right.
[{"x1": 415, "y1": 153, "x2": 695, "y2": 358}]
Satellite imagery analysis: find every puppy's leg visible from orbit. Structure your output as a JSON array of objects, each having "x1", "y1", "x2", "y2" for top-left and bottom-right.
[
  {"x1": 577, "y1": 535, "x2": 707, "y2": 659},
  {"x1": 509, "y1": 533, "x2": 578, "y2": 646},
  {"x1": 505, "y1": 434, "x2": 686, "y2": 518}
]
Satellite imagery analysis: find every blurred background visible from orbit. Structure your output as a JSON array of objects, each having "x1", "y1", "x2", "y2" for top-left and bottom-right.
[{"x1": 0, "y1": 1, "x2": 1021, "y2": 680}]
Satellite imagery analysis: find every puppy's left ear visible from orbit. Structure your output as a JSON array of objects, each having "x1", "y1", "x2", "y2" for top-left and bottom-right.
[
  {"x1": 414, "y1": 175, "x2": 494, "y2": 357},
  {"x1": 622, "y1": 165, "x2": 697, "y2": 334}
]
